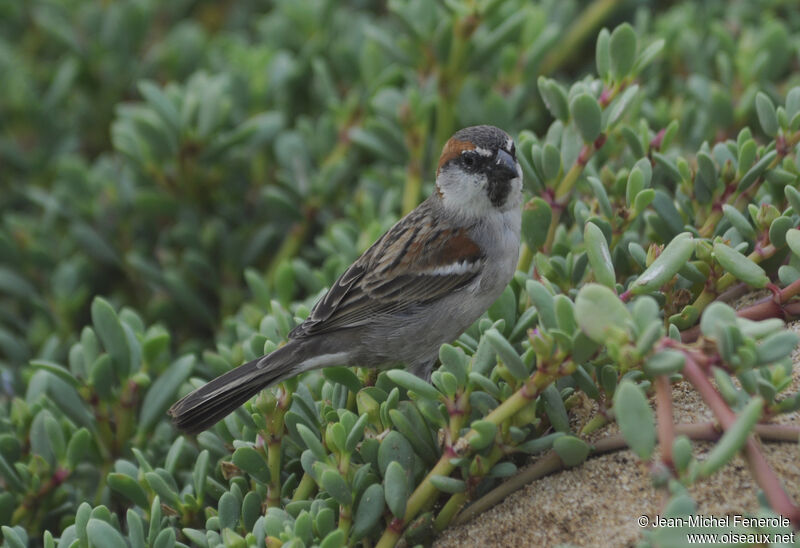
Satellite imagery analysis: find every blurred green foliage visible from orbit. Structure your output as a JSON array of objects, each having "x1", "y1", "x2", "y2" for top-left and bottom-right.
[{"x1": 2, "y1": 0, "x2": 800, "y2": 546}]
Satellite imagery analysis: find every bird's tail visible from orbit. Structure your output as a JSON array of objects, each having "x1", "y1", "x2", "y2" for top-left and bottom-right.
[{"x1": 168, "y1": 342, "x2": 300, "y2": 434}]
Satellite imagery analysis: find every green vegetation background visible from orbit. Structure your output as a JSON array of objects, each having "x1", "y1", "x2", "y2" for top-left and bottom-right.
[{"x1": 2, "y1": 0, "x2": 800, "y2": 547}]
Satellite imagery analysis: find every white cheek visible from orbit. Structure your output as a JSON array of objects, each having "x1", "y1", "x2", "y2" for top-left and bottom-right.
[{"x1": 438, "y1": 169, "x2": 494, "y2": 216}]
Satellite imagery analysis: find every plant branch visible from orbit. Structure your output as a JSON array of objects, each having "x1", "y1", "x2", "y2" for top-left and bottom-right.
[{"x1": 654, "y1": 376, "x2": 675, "y2": 470}]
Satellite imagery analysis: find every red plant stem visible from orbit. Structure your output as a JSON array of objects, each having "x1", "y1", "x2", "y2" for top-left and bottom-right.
[
  {"x1": 681, "y1": 354, "x2": 800, "y2": 527},
  {"x1": 682, "y1": 277, "x2": 800, "y2": 343},
  {"x1": 654, "y1": 376, "x2": 675, "y2": 470}
]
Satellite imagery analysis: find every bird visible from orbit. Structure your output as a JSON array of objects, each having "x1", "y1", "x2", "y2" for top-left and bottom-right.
[{"x1": 169, "y1": 125, "x2": 523, "y2": 433}]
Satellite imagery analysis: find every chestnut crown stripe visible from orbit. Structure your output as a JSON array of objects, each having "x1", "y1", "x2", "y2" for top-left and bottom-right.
[{"x1": 437, "y1": 138, "x2": 477, "y2": 175}]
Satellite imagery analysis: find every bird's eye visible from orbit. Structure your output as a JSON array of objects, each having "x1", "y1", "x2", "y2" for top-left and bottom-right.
[{"x1": 462, "y1": 152, "x2": 477, "y2": 168}]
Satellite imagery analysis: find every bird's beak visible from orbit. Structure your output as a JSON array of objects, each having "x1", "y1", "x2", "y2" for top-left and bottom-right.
[{"x1": 491, "y1": 149, "x2": 518, "y2": 182}]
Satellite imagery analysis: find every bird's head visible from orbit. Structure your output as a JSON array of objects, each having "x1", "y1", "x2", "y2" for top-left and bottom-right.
[{"x1": 435, "y1": 125, "x2": 522, "y2": 218}]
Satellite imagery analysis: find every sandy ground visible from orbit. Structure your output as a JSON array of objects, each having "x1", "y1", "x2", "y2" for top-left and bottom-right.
[{"x1": 436, "y1": 298, "x2": 800, "y2": 548}]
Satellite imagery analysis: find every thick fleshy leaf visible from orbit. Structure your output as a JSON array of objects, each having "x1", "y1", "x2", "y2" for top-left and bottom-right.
[
  {"x1": 713, "y1": 242, "x2": 768, "y2": 288},
  {"x1": 526, "y1": 280, "x2": 557, "y2": 330},
  {"x1": 345, "y1": 413, "x2": 369, "y2": 453},
  {"x1": 144, "y1": 471, "x2": 180, "y2": 507},
  {"x1": 584, "y1": 222, "x2": 615, "y2": 289},
  {"x1": 644, "y1": 349, "x2": 685, "y2": 376},
  {"x1": 768, "y1": 216, "x2": 792, "y2": 249},
  {"x1": 296, "y1": 423, "x2": 328, "y2": 461},
  {"x1": 786, "y1": 229, "x2": 800, "y2": 257},
  {"x1": 321, "y1": 468, "x2": 352, "y2": 506},
  {"x1": 633, "y1": 38, "x2": 665, "y2": 73},
  {"x1": 351, "y1": 483, "x2": 385, "y2": 541},
  {"x1": 322, "y1": 367, "x2": 362, "y2": 394},
  {"x1": 377, "y1": 431, "x2": 415, "y2": 477},
  {"x1": 383, "y1": 461, "x2": 408, "y2": 518},
  {"x1": 613, "y1": 380, "x2": 655, "y2": 460},
  {"x1": 484, "y1": 328, "x2": 527, "y2": 379},
  {"x1": 755, "y1": 331, "x2": 799, "y2": 365},
  {"x1": 575, "y1": 284, "x2": 631, "y2": 344},
  {"x1": 541, "y1": 384, "x2": 570, "y2": 432},
  {"x1": 595, "y1": 28, "x2": 611, "y2": 79},
  {"x1": 630, "y1": 234, "x2": 694, "y2": 294},
  {"x1": 721, "y1": 205, "x2": 755, "y2": 240},
  {"x1": 570, "y1": 93, "x2": 602, "y2": 143},
  {"x1": 385, "y1": 369, "x2": 440, "y2": 400},
  {"x1": 542, "y1": 143, "x2": 561, "y2": 181},
  {"x1": 232, "y1": 447, "x2": 270, "y2": 484},
  {"x1": 755, "y1": 92, "x2": 779, "y2": 137},
  {"x1": 429, "y1": 474, "x2": 466, "y2": 493},
  {"x1": 218, "y1": 491, "x2": 240, "y2": 530},
  {"x1": 609, "y1": 23, "x2": 637, "y2": 78},
  {"x1": 698, "y1": 397, "x2": 763, "y2": 477},
  {"x1": 108, "y1": 473, "x2": 149, "y2": 508},
  {"x1": 468, "y1": 420, "x2": 498, "y2": 450},
  {"x1": 537, "y1": 77, "x2": 569, "y2": 121},
  {"x1": 488, "y1": 287, "x2": 516, "y2": 338},
  {"x1": 521, "y1": 197, "x2": 552, "y2": 251},
  {"x1": 700, "y1": 302, "x2": 738, "y2": 339},
  {"x1": 606, "y1": 84, "x2": 639, "y2": 128},
  {"x1": 439, "y1": 344, "x2": 468, "y2": 384},
  {"x1": 86, "y1": 519, "x2": 127, "y2": 548},
  {"x1": 29, "y1": 360, "x2": 78, "y2": 387},
  {"x1": 553, "y1": 435, "x2": 590, "y2": 467},
  {"x1": 738, "y1": 150, "x2": 777, "y2": 191},
  {"x1": 672, "y1": 436, "x2": 693, "y2": 473},
  {"x1": 91, "y1": 297, "x2": 131, "y2": 379},
  {"x1": 388, "y1": 408, "x2": 436, "y2": 465}
]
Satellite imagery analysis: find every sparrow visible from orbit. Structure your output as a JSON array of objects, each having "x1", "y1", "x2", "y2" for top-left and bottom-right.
[{"x1": 169, "y1": 125, "x2": 522, "y2": 433}]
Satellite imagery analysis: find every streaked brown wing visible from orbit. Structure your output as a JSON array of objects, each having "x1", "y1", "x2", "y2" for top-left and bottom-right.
[{"x1": 289, "y1": 203, "x2": 483, "y2": 338}]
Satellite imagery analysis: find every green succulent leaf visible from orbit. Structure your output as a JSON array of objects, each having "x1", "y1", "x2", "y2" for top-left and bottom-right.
[
  {"x1": 575, "y1": 284, "x2": 631, "y2": 344},
  {"x1": 595, "y1": 28, "x2": 611, "y2": 79},
  {"x1": 429, "y1": 474, "x2": 466, "y2": 494},
  {"x1": 321, "y1": 468, "x2": 353, "y2": 506},
  {"x1": 108, "y1": 473, "x2": 149, "y2": 508},
  {"x1": 609, "y1": 23, "x2": 637, "y2": 78},
  {"x1": 584, "y1": 221, "x2": 616, "y2": 289},
  {"x1": 570, "y1": 93, "x2": 602, "y2": 143},
  {"x1": 86, "y1": 518, "x2": 127, "y2": 548},
  {"x1": 91, "y1": 297, "x2": 131, "y2": 379},
  {"x1": 468, "y1": 420, "x2": 498, "y2": 450},
  {"x1": 644, "y1": 349, "x2": 685, "y2": 376},
  {"x1": 323, "y1": 367, "x2": 363, "y2": 394},
  {"x1": 630, "y1": 234, "x2": 695, "y2": 294},
  {"x1": 383, "y1": 460, "x2": 408, "y2": 518},
  {"x1": 485, "y1": 328, "x2": 527, "y2": 379},
  {"x1": 755, "y1": 92, "x2": 779, "y2": 137},
  {"x1": 351, "y1": 483, "x2": 385, "y2": 541},
  {"x1": 385, "y1": 369, "x2": 441, "y2": 401},
  {"x1": 613, "y1": 380, "x2": 656, "y2": 460},
  {"x1": 712, "y1": 242, "x2": 768, "y2": 288},
  {"x1": 552, "y1": 436, "x2": 591, "y2": 467},
  {"x1": 218, "y1": 491, "x2": 241, "y2": 531},
  {"x1": 232, "y1": 447, "x2": 271, "y2": 484},
  {"x1": 699, "y1": 397, "x2": 763, "y2": 477},
  {"x1": 521, "y1": 197, "x2": 553, "y2": 251}
]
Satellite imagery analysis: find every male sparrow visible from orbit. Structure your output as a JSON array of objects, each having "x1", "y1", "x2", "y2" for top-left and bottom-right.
[{"x1": 169, "y1": 125, "x2": 522, "y2": 433}]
